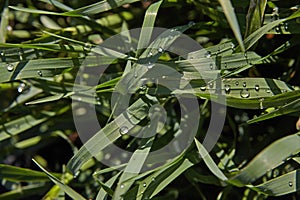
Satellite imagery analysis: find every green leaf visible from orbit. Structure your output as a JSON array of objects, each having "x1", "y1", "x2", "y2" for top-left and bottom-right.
[
  {"x1": 218, "y1": 0, "x2": 245, "y2": 51},
  {"x1": 0, "y1": 164, "x2": 61, "y2": 182},
  {"x1": 67, "y1": 98, "x2": 150, "y2": 174},
  {"x1": 243, "y1": 9, "x2": 300, "y2": 51},
  {"x1": 194, "y1": 138, "x2": 228, "y2": 181},
  {"x1": 33, "y1": 159, "x2": 86, "y2": 200},
  {"x1": 0, "y1": 1, "x2": 9, "y2": 43},
  {"x1": 136, "y1": 1, "x2": 163, "y2": 56},
  {"x1": 251, "y1": 169, "x2": 300, "y2": 196},
  {"x1": 244, "y1": 0, "x2": 267, "y2": 38},
  {"x1": 96, "y1": 171, "x2": 122, "y2": 200},
  {"x1": 229, "y1": 132, "x2": 300, "y2": 186}
]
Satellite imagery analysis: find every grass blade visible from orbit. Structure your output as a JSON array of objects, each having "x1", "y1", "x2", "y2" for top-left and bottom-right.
[
  {"x1": 32, "y1": 159, "x2": 86, "y2": 200},
  {"x1": 218, "y1": 0, "x2": 245, "y2": 51}
]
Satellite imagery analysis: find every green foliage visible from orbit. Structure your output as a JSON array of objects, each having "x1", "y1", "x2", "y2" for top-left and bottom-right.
[{"x1": 0, "y1": 0, "x2": 299, "y2": 199}]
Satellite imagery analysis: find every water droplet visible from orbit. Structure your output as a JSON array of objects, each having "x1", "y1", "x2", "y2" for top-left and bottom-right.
[
  {"x1": 224, "y1": 85, "x2": 231, "y2": 94},
  {"x1": 162, "y1": 75, "x2": 167, "y2": 79},
  {"x1": 146, "y1": 62, "x2": 155, "y2": 69},
  {"x1": 231, "y1": 44, "x2": 235, "y2": 50},
  {"x1": 140, "y1": 84, "x2": 147, "y2": 90},
  {"x1": 17, "y1": 83, "x2": 28, "y2": 93},
  {"x1": 37, "y1": 70, "x2": 42, "y2": 77},
  {"x1": 151, "y1": 177, "x2": 155, "y2": 182},
  {"x1": 259, "y1": 98, "x2": 264, "y2": 109},
  {"x1": 210, "y1": 63, "x2": 213, "y2": 69},
  {"x1": 120, "y1": 184, "x2": 125, "y2": 189},
  {"x1": 240, "y1": 89, "x2": 250, "y2": 98},
  {"x1": 205, "y1": 51, "x2": 211, "y2": 58},
  {"x1": 242, "y1": 82, "x2": 246, "y2": 87},
  {"x1": 1, "y1": 51, "x2": 5, "y2": 62},
  {"x1": 284, "y1": 23, "x2": 288, "y2": 31},
  {"x1": 119, "y1": 126, "x2": 129, "y2": 135},
  {"x1": 254, "y1": 85, "x2": 259, "y2": 91},
  {"x1": 224, "y1": 63, "x2": 228, "y2": 68},
  {"x1": 281, "y1": 89, "x2": 287, "y2": 93},
  {"x1": 18, "y1": 49, "x2": 24, "y2": 61},
  {"x1": 84, "y1": 43, "x2": 92, "y2": 52},
  {"x1": 148, "y1": 51, "x2": 153, "y2": 56},
  {"x1": 288, "y1": 181, "x2": 293, "y2": 187},
  {"x1": 275, "y1": 26, "x2": 280, "y2": 33},
  {"x1": 266, "y1": 88, "x2": 271, "y2": 93},
  {"x1": 143, "y1": 182, "x2": 147, "y2": 187},
  {"x1": 158, "y1": 47, "x2": 163, "y2": 53},
  {"x1": 200, "y1": 86, "x2": 206, "y2": 91},
  {"x1": 235, "y1": 81, "x2": 239, "y2": 86},
  {"x1": 208, "y1": 82, "x2": 214, "y2": 88},
  {"x1": 188, "y1": 21, "x2": 195, "y2": 26},
  {"x1": 6, "y1": 63, "x2": 14, "y2": 72}
]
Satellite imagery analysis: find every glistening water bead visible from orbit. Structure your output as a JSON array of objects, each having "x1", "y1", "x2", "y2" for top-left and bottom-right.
[
  {"x1": 240, "y1": 89, "x2": 250, "y2": 98},
  {"x1": 6, "y1": 63, "x2": 14, "y2": 72},
  {"x1": 224, "y1": 85, "x2": 231, "y2": 94},
  {"x1": 119, "y1": 126, "x2": 129, "y2": 135},
  {"x1": 37, "y1": 70, "x2": 42, "y2": 76}
]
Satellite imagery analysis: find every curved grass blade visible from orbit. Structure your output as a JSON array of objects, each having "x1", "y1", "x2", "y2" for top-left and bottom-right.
[
  {"x1": 244, "y1": 0, "x2": 267, "y2": 38},
  {"x1": 64, "y1": 0, "x2": 140, "y2": 16},
  {"x1": 96, "y1": 171, "x2": 122, "y2": 200},
  {"x1": 247, "y1": 98, "x2": 300, "y2": 124},
  {"x1": 0, "y1": 1, "x2": 9, "y2": 43},
  {"x1": 136, "y1": 1, "x2": 163, "y2": 56},
  {"x1": 0, "y1": 164, "x2": 61, "y2": 182},
  {"x1": 9, "y1": 6, "x2": 81, "y2": 17},
  {"x1": 243, "y1": 10, "x2": 300, "y2": 51},
  {"x1": 250, "y1": 169, "x2": 300, "y2": 196},
  {"x1": 229, "y1": 132, "x2": 300, "y2": 186},
  {"x1": 194, "y1": 138, "x2": 228, "y2": 181},
  {"x1": 32, "y1": 159, "x2": 86, "y2": 200},
  {"x1": 218, "y1": 0, "x2": 245, "y2": 51},
  {"x1": 66, "y1": 98, "x2": 150, "y2": 174},
  {"x1": 0, "y1": 183, "x2": 51, "y2": 200},
  {"x1": 0, "y1": 105, "x2": 69, "y2": 141}
]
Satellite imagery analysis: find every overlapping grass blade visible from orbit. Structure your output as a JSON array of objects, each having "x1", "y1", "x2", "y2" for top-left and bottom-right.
[
  {"x1": 244, "y1": 0, "x2": 267, "y2": 38},
  {"x1": 0, "y1": 1, "x2": 9, "y2": 43},
  {"x1": 0, "y1": 105, "x2": 69, "y2": 141},
  {"x1": 136, "y1": 1, "x2": 163, "y2": 56},
  {"x1": 251, "y1": 169, "x2": 300, "y2": 196},
  {"x1": 247, "y1": 98, "x2": 300, "y2": 124},
  {"x1": 66, "y1": 98, "x2": 150, "y2": 174},
  {"x1": 64, "y1": 0, "x2": 140, "y2": 16},
  {"x1": 194, "y1": 138, "x2": 228, "y2": 181},
  {"x1": 229, "y1": 132, "x2": 300, "y2": 186},
  {"x1": 0, "y1": 164, "x2": 61, "y2": 182},
  {"x1": 243, "y1": 10, "x2": 300, "y2": 51},
  {"x1": 32, "y1": 159, "x2": 86, "y2": 200},
  {"x1": 96, "y1": 171, "x2": 122, "y2": 200},
  {"x1": 218, "y1": 0, "x2": 245, "y2": 51},
  {"x1": 0, "y1": 183, "x2": 51, "y2": 200}
]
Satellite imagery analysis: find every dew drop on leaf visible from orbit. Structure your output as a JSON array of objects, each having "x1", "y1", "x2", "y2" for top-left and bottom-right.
[
  {"x1": 158, "y1": 47, "x2": 163, "y2": 53},
  {"x1": 37, "y1": 70, "x2": 43, "y2": 77},
  {"x1": 240, "y1": 89, "x2": 250, "y2": 98},
  {"x1": 254, "y1": 85, "x2": 260, "y2": 91},
  {"x1": 143, "y1": 182, "x2": 147, "y2": 187},
  {"x1": 119, "y1": 126, "x2": 129, "y2": 135},
  {"x1": 224, "y1": 85, "x2": 231, "y2": 94},
  {"x1": 235, "y1": 81, "x2": 239, "y2": 86},
  {"x1": 209, "y1": 82, "x2": 214, "y2": 88},
  {"x1": 205, "y1": 51, "x2": 211, "y2": 58},
  {"x1": 284, "y1": 23, "x2": 288, "y2": 31},
  {"x1": 200, "y1": 86, "x2": 206, "y2": 91},
  {"x1": 120, "y1": 184, "x2": 124, "y2": 189},
  {"x1": 210, "y1": 63, "x2": 213, "y2": 70},
  {"x1": 242, "y1": 82, "x2": 246, "y2": 87},
  {"x1": 6, "y1": 63, "x2": 14, "y2": 72},
  {"x1": 288, "y1": 181, "x2": 293, "y2": 187},
  {"x1": 146, "y1": 62, "x2": 155, "y2": 69}
]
